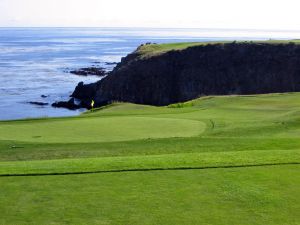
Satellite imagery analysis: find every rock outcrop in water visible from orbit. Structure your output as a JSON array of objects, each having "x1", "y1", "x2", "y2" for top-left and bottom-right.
[
  {"x1": 52, "y1": 98, "x2": 81, "y2": 110},
  {"x1": 28, "y1": 101, "x2": 49, "y2": 106},
  {"x1": 70, "y1": 67, "x2": 107, "y2": 76},
  {"x1": 66, "y1": 42, "x2": 300, "y2": 108}
]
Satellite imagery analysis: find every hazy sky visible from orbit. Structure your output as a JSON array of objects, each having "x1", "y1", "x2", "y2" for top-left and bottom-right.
[{"x1": 1, "y1": 0, "x2": 300, "y2": 29}]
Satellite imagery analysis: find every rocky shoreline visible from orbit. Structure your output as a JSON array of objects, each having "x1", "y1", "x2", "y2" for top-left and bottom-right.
[{"x1": 53, "y1": 42, "x2": 300, "y2": 110}]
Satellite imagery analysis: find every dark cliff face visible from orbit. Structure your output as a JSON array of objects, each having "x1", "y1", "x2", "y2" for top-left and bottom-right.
[{"x1": 72, "y1": 42, "x2": 300, "y2": 107}]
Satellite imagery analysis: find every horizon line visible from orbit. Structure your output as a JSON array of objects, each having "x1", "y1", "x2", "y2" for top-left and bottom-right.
[{"x1": 1, "y1": 26, "x2": 300, "y2": 33}]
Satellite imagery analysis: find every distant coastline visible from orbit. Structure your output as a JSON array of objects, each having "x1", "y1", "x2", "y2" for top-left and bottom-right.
[{"x1": 1, "y1": 27, "x2": 299, "y2": 120}]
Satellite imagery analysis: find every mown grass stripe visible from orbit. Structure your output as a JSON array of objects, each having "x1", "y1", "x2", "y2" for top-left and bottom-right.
[
  {"x1": 0, "y1": 162, "x2": 299, "y2": 177},
  {"x1": 0, "y1": 150, "x2": 299, "y2": 177}
]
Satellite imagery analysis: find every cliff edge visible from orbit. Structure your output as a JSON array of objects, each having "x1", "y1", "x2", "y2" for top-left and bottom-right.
[{"x1": 70, "y1": 41, "x2": 300, "y2": 108}]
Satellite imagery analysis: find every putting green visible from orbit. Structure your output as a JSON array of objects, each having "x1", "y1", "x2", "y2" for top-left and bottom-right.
[{"x1": 0, "y1": 116, "x2": 205, "y2": 143}]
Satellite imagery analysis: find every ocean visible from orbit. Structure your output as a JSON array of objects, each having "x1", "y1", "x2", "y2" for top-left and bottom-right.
[{"x1": 0, "y1": 27, "x2": 297, "y2": 120}]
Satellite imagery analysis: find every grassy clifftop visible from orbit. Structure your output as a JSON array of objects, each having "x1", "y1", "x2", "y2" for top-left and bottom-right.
[{"x1": 135, "y1": 40, "x2": 300, "y2": 58}]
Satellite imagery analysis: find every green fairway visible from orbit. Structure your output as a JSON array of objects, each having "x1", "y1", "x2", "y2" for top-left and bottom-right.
[
  {"x1": 1, "y1": 165, "x2": 299, "y2": 225},
  {"x1": 1, "y1": 150, "x2": 299, "y2": 176},
  {"x1": 1, "y1": 92, "x2": 300, "y2": 224}
]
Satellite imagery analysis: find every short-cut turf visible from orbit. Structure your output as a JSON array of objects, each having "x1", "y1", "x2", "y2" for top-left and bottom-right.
[
  {"x1": 0, "y1": 117, "x2": 205, "y2": 143},
  {"x1": 1, "y1": 165, "x2": 299, "y2": 225},
  {"x1": 1, "y1": 92, "x2": 300, "y2": 224}
]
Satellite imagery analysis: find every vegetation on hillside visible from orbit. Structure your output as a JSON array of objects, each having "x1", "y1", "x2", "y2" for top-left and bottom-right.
[{"x1": 136, "y1": 40, "x2": 300, "y2": 58}]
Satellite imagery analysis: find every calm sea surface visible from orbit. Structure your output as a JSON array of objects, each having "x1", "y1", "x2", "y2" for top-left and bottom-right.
[{"x1": 0, "y1": 27, "x2": 297, "y2": 120}]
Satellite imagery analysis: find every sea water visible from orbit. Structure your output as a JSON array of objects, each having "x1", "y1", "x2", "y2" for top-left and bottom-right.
[{"x1": 0, "y1": 27, "x2": 297, "y2": 120}]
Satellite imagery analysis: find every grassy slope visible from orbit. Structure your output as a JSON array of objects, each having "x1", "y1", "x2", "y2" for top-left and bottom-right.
[
  {"x1": 1, "y1": 93, "x2": 300, "y2": 224},
  {"x1": 1, "y1": 165, "x2": 299, "y2": 225}
]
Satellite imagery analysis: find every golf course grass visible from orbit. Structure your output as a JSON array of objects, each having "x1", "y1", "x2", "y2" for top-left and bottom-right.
[
  {"x1": 0, "y1": 116, "x2": 205, "y2": 143},
  {"x1": 1, "y1": 93, "x2": 300, "y2": 224}
]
